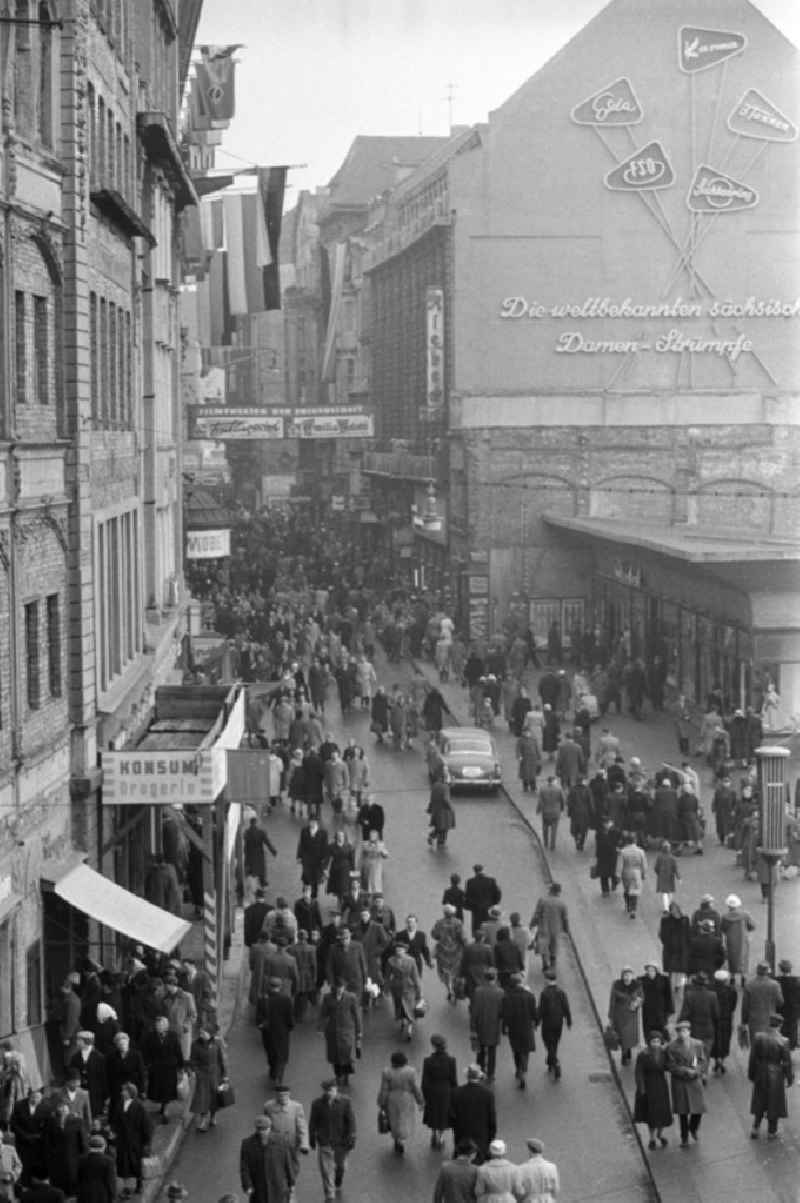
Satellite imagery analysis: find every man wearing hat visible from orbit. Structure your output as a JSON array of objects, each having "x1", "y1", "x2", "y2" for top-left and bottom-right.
[
  {"x1": 244, "y1": 890, "x2": 273, "y2": 959},
  {"x1": 75, "y1": 1133, "x2": 115, "y2": 1202},
  {"x1": 162, "y1": 969, "x2": 198, "y2": 1062},
  {"x1": 666, "y1": 1021, "x2": 708, "y2": 1146},
  {"x1": 711, "y1": 776, "x2": 736, "y2": 846},
  {"x1": 264, "y1": 1085, "x2": 309, "y2": 1198},
  {"x1": 742, "y1": 962, "x2": 784, "y2": 1044},
  {"x1": 475, "y1": 1139, "x2": 516, "y2": 1198},
  {"x1": 69, "y1": 1031, "x2": 108, "y2": 1122},
  {"x1": 59, "y1": 1069, "x2": 92, "y2": 1135},
  {"x1": 432, "y1": 1138, "x2": 478, "y2": 1203},
  {"x1": 748, "y1": 1013, "x2": 794, "y2": 1139},
  {"x1": 296, "y1": 816, "x2": 330, "y2": 899},
  {"x1": 449, "y1": 1066, "x2": 496, "y2": 1164},
  {"x1": 678, "y1": 973, "x2": 719, "y2": 1064},
  {"x1": 464, "y1": 866, "x2": 502, "y2": 938},
  {"x1": 470, "y1": 969, "x2": 504, "y2": 1084},
  {"x1": 529, "y1": 883, "x2": 569, "y2": 973},
  {"x1": 308, "y1": 1080, "x2": 356, "y2": 1201},
  {"x1": 514, "y1": 1137, "x2": 560, "y2": 1203},
  {"x1": 258, "y1": 978, "x2": 295, "y2": 1088},
  {"x1": 687, "y1": 919, "x2": 724, "y2": 982},
  {"x1": 538, "y1": 968, "x2": 572, "y2": 1080},
  {"x1": 501, "y1": 973, "x2": 539, "y2": 1089},
  {"x1": 114, "y1": 1082, "x2": 152, "y2": 1198},
  {"x1": 240, "y1": 1115, "x2": 296, "y2": 1203}
]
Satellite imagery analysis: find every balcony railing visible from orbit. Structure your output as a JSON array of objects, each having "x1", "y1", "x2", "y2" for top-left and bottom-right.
[{"x1": 364, "y1": 202, "x2": 451, "y2": 271}]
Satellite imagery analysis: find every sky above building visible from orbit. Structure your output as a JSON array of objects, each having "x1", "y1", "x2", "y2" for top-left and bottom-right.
[{"x1": 195, "y1": 0, "x2": 800, "y2": 201}]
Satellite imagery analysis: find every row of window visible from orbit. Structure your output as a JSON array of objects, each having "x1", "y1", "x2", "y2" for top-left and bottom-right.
[
  {"x1": 96, "y1": 511, "x2": 141, "y2": 694},
  {"x1": 89, "y1": 292, "x2": 133, "y2": 427},
  {"x1": 87, "y1": 85, "x2": 133, "y2": 201},
  {"x1": 24, "y1": 593, "x2": 62, "y2": 712},
  {"x1": 14, "y1": 292, "x2": 50, "y2": 407},
  {"x1": 93, "y1": 0, "x2": 129, "y2": 60}
]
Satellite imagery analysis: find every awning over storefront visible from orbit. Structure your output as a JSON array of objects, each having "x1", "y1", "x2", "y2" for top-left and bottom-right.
[{"x1": 53, "y1": 864, "x2": 191, "y2": 953}]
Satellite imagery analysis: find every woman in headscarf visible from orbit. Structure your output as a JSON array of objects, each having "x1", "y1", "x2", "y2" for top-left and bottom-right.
[
  {"x1": 608, "y1": 967, "x2": 643, "y2": 1066},
  {"x1": 188, "y1": 1023, "x2": 228, "y2": 1132},
  {"x1": 430, "y1": 905, "x2": 466, "y2": 1002},
  {"x1": 376, "y1": 1050, "x2": 423, "y2": 1156},
  {"x1": 633, "y1": 1031, "x2": 673, "y2": 1149},
  {"x1": 94, "y1": 1002, "x2": 121, "y2": 1058}
]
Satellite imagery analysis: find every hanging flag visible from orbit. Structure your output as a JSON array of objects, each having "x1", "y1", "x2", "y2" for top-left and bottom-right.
[
  {"x1": 241, "y1": 194, "x2": 267, "y2": 312},
  {"x1": 257, "y1": 167, "x2": 288, "y2": 309},
  {"x1": 194, "y1": 45, "x2": 242, "y2": 123},
  {"x1": 222, "y1": 193, "x2": 248, "y2": 316}
]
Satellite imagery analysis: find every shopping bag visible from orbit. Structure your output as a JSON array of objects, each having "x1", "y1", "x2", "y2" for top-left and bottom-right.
[
  {"x1": 216, "y1": 1080, "x2": 236, "y2": 1109},
  {"x1": 377, "y1": 1108, "x2": 390, "y2": 1135},
  {"x1": 603, "y1": 1025, "x2": 621, "y2": 1052}
]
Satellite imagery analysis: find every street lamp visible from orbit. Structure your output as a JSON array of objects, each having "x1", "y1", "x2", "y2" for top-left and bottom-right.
[{"x1": 755, "y1": 745, "x2": 789, "y2": 972}]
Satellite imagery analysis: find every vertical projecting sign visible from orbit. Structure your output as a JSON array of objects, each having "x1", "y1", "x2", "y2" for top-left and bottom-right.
[
  {"x1": 678, "y1": 26, "x2": 746, "y2": 73},
  {"x1": 570, "y1": 77, "x2": 643, "y2": 126},
  {"x1": 426, "y1": 288, "x2": 445, "y2": 418}
]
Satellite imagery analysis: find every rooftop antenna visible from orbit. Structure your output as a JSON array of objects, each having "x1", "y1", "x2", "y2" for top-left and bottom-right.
[{"x1": 444, "y1": 82, "x2": 456, "y2": 130}]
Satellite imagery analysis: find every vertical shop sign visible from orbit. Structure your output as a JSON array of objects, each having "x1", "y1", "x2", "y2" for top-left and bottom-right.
[{"x1": 426, "y1": 288, "x2": 445, "y2": 419}]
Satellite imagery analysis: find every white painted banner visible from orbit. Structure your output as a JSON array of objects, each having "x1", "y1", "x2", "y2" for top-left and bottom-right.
[{"x1": 186, "y1": 528, "x2": 231, "y2": 559}]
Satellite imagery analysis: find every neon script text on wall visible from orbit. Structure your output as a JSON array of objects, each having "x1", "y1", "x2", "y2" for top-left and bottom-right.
[
  {"x1": 554, "y1": 329, "x2": 753, "y2": 362},
  {"x1": 498, "y1": 297, "x2": 800, "y2": 320}
]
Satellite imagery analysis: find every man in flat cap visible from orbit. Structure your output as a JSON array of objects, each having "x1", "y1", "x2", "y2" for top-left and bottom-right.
[
  {"x1": 742, "y1": 962, "x2": 784, "y2": 1045},
  {"x1": 748, "y1": 1013, "x2": 794, "y2": 1140},
  {"x1": 75, "y1": 1133, "x2": 115, "y2": 1202},
  {"x1": 449, "y1": 1067, "x2": 496, "y2": 1164},
  {"x1": 432, "y1": 1138, "x2": 478, "y2": 1203},
  {"x1": 264, "y1": 1085, "x2": 309, "y2": 1199},
  {"x1": 308, "y1": 1080, "x2": 355, "y2": 1201},
  {"x1": 240, "y1": 1115, "x2": 295, "y2": 1203},
  {"x1": 514, "y1": 1137, "x2": 561, "y2": 1202}
]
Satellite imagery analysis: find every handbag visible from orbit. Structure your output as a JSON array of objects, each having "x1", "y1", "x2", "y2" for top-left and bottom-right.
[
  {"x1": 413, "y1": 998, "x2": 428, "y2": 1019},
  {"x1": 176, "y1": 1070, "x2": 191, "y2": 1102},
  {"x1": 216, "y1": 1080, "x2": 236, "y2": 1109},
  {"x1": 603, "y1": 1025, "x2": 621, "y2": 1052},
  {"x1": 589, "y1": 863, "x2": 599, "y2": 879},
  {"x1": 377, "y1": 1108, "x2": 390, "y2": 1135},
  {"x1": 737, "y1": 1024, "x2": 750, "y2": 1051}
]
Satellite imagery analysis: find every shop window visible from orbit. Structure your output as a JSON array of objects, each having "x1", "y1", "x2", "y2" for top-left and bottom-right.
[
  {"x1": 25, "y1": 600, "x2": 41, "y2": 710},
  {"x1": 26, "y1": 939, "x2": 42, "y2": 1026}
]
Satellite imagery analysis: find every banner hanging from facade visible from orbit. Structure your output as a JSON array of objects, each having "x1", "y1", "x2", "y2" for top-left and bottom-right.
[
  {"x1": 189, "y1": 405, "x2": 373, "y2": 440},
  {"x1": 186, "y1": 529, "x2": 231, "y2": 559}
]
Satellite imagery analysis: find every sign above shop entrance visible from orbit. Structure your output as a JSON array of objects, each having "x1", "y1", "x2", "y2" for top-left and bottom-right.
[
  {"x1": 678, "y1": 26, "x2": 746, "y2": 73},
  {"x1": 687, "y1": 164, "x2": 759, "y2": 213},
  {"x1": 727, "y1": 89, "x2": 798, "y2": 143},
  {"x1": 571, "y1": 77, "x2": 643, "y2": 126},
  {"x1": 605, "y1": 142, "x2": 675, "y2": 191}
]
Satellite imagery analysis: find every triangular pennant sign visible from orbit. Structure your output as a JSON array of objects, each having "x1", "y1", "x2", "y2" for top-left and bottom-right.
[
  {"x1": 678, "y1": 26, "x2": 746, "y2": 74},
  {"x1": 687, "y1": 164, "x2": 759, "y2": 213},
  {"x1": 571, "y1": 77, "x2": 643, "y2": 126},
  {"x1": 605, "y1": 142, "x2": 674, "y2": 191},
  {"x1": 727, "y1": 90, "x2": 798, "y2": 143}
]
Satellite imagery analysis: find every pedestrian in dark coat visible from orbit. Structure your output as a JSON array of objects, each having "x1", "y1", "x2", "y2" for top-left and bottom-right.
[
  {"x1": 710, "y1": 969, "x2": 738, "y2": 1071},
  {"x1": 449, "y1": 1068, "x2": 496, "y2": 1164},
  {"x1": 422, "y1": 687, "x2": 448, "y2": 733},
  {"x1": 17, "y1": 1179, "x2": 66, "y2": 1203},
  {"x1": 679, "y1": 973, "x2": 719, "y2": 1059},
  {"x1": 427, "y1": 781, "x2": 455, "y2": 848},
  {"x1": 243, "y1": 818, "x2": 277, "y2": 888},
  {"x1": 639, "y1": 964, "x2": 673, "y2": 1040},
  {"x1": 567, "y1": 779, "x2": 593, "y2": 851},
  {"x1": 538, "y1": 969, "x2": 572, "y2": 1078},
  {"x1": 240, "y1": 1116, "x2": 296, "y2": 1203},
  {"x1": 141, "y1": 1017, "x2": 183, "y2": 1120},
  {"x1": 432, "y1": 1140, "x2": 478, "y2": 1203},
  {"x1": 421, "y1": 1035, "x2": 457, "y2": 1149},
  {"x1": 594, "y1": 819, "x2": 620, "y2": 896},
  {"x1": 370, "y1": 689, "x2": 389, "y2": 741},
  {"x1": 688, "y1": 921, "x2": 725, "y2": 980},
  {"x1": 319, "y1": 984, "x2": 362, "y2": 1084},
  {"x1": 259, "y1": 979, "x2": 295, "y2": 1087},
  {"x1": 541, "y1": 706, "x2": 560, "y2": 755},
  {"x1": 75, "y1": 1135, "x2": 116, "y2": 1203},
  {"x1": 516, "y1": 730, "x2": 541, "y2": 793},
  {"x1": 114, "y1": 1083, "x2": 151, "y2": 1192},
  {"x1": 470, "y1": 970, "x2": 505, "y2": 1083},
  {"x1": 11, "y1": 1089, "x2": 46, "y2": 1185},
  {"x1": 633, "y1": 1033, "x2": 673, "y2": 1148},
  {"x1": 296, "y1": 818, "x2": 330, "y2": 897},
  {"x1": 105, "y1": 1034, "x2": 145, "y2": 1131},
  {"x1": 69, "y1": 1035, "x2": 108, "y2": 1121},
  {"x1": 501, "y1": 974, "x2": 538, "y2": 1088},
  {"x1": 658, "y1": 901, "x2": 690, "y2": 994},
  {"x1": 742, "y1": 963, "x2": 784, "y2": 1043},
  {"x1": 43, "y1": 1104, "x2": 87, "y2": 1198},
  {"x1": 188, "y1": 1028, "x2": 227, "y2": 1130},
  {"x1": 776, "y1": 959, "x2": 800, "y2": 1050},
  {"x1": 748, "y1": 1014, "x2": 794, "y2": 1138},
  {"x1": 459, "y1": 936, "x2": 494, "y2": 1002},
  {"x1": 463, "y1": 866, "x2": 502, "y2": 938}
]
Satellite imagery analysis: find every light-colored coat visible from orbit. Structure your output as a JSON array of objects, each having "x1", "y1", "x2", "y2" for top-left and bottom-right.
[
  {"x1": 475, "y1": 1157, "x2": 518, "y2": 1202},
  {"x1": 619, "y1": 843, "x2": 647, "y2": 896},
  {"x1": 377, "y1": 1064, "x2": 423, "y2": 1142},
  {"x1": 514, "y1": 1154, "x2": 561, "y2": 1203}
]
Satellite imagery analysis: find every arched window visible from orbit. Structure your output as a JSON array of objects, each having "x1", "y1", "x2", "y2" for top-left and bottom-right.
[{"x1": 38, "y1": 2, "x2": 53, "y2": 147}]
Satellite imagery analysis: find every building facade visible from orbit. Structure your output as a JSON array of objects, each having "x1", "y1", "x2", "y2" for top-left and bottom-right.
[{"x1": 0, "y1": 0, "x2": 200, "y2": 1085}]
